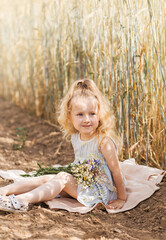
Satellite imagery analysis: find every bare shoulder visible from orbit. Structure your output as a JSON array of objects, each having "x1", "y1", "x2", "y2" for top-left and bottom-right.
[{"x1": 100, "y1": 136, "x2": 117, "y2": 155}]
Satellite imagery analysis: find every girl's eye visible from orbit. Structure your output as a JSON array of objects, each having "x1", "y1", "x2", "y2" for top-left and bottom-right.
[
  {"x1": 90, "y1": 113, "x2": 96, "y2": 115},
  {"x1": 77, "y1": 113, "x2": 83, "y2": 116}
]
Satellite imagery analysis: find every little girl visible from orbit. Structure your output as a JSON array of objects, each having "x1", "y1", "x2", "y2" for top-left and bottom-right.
[{"x1": 0, "y1": 79, "x2": 127, "y2": 213}]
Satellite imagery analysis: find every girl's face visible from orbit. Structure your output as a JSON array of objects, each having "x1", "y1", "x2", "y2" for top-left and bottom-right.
[{"x1": 69, "y1": 96, "x2": 100, "y2": 141}]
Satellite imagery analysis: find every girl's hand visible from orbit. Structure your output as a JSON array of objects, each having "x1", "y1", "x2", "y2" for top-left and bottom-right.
[{"x1": 106, "y1": 199, "x2": 126, "y2": 210}]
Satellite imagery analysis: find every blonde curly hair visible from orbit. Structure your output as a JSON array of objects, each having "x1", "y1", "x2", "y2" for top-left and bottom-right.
[{"x1": 57, "y1": 79, "x2": 122, "y2": 154}]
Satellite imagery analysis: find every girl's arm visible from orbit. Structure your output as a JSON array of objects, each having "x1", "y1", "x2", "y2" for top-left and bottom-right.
[{"x1": 100, "y1": 137, "x2": 127, "y2": 209}]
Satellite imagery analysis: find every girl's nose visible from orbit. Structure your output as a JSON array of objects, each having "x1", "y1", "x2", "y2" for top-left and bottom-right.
[{"x1": 84, "y1": 115, "x2": 90, "y2": 122}]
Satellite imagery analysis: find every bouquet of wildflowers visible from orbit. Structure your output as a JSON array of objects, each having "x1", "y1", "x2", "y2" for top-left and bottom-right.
[
  {"x1": 21, "y1": 155, "x2": 107, "y2": 188},
  {"x1": 71, "y1": 157, "x2": 104, "y2": 188}
]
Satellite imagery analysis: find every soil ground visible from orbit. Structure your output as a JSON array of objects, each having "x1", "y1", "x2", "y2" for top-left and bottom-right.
[{"x1": 0, "y1": 97, "x2": 165, "y2": 240}]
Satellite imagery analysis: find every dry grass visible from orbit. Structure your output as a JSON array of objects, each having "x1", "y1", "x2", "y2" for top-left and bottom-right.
[{"x1": 0, "y1": 0, "x2": 165, "y2": 168}]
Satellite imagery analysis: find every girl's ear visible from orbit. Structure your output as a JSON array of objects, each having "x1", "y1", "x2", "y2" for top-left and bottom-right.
[{"x1": 67, "y1": 112, "x2": 71, "y2": 122}]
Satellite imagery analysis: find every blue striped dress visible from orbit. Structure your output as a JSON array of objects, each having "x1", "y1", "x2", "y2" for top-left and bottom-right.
[{"x1": 71, "y1": 133, "x2": 119, "y2": 207}]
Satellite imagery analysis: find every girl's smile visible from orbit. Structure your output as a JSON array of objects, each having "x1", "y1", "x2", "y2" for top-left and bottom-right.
[{"x1": 70, "y1": 96, "x2": 100, "y2": 141}]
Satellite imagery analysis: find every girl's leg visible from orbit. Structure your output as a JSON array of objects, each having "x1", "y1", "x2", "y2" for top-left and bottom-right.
[
  {"x1": 16, "y1": 172, "x2": 77, "y2": 204},
  {"x1": 0, "y1": 175, "x2": 55, "y2": 196}
]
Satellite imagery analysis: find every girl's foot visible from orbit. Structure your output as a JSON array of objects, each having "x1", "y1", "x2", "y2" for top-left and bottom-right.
[{"x1": 0, "y1": 194, "x2": 29, "y2": 213}]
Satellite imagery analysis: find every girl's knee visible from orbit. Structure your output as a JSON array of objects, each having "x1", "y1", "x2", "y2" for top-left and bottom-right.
[{"x1": 56, "y1": 172, "x2": 73, "y2": 184}]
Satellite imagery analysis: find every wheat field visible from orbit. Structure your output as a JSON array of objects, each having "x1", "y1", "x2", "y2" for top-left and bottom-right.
[{"x1": 0, "y1": 0, "x2": 165, "y2": 168}]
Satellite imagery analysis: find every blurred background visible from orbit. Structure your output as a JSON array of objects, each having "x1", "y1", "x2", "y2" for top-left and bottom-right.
[{"x1": 0, "y1": 0, "x2": 165, "y2": 168}]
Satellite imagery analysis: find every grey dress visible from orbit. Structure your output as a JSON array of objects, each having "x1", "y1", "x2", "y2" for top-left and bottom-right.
[{"x1": 71, "y1": 133, "x2": 120, "y2": 207}]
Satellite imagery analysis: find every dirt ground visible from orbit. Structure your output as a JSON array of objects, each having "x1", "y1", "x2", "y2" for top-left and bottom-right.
[{"x1": 0, "y1": 97, "x2": 165, "y2": 240}]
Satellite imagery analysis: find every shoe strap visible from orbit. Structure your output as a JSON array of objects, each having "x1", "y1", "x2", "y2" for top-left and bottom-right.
[{"x1": 8, "y1": 194, "x2": 22, "y2": 209}]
